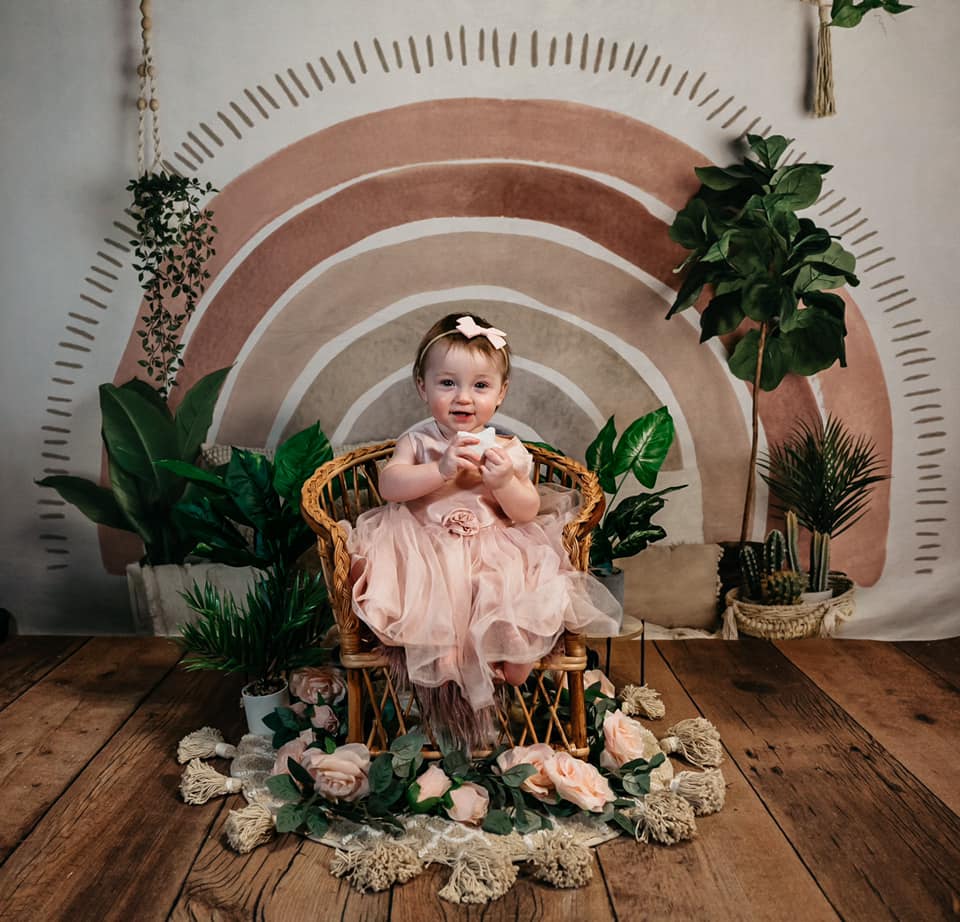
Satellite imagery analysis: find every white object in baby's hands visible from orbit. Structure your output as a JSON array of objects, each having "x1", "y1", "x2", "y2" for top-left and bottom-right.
[{"x1": 459, "y1": 427, "x2": 497, "y2": 459}]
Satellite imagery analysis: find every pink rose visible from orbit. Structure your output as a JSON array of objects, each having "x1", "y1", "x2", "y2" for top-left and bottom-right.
[
  {"x1": 309, "y1": 704, "x2": 340, "y2": 734},
  {"x1": 413, "y1": 764, "x2": 452, "y2": 804},
  {"x1": 289, "y1": 666, "x2": 347, "y2": 706},
  {"x1": 599, "y1": 710, "x2": 660, "y2": 772},
  {"x1": 270, "y1": 729, "x2": 314, "y2": 776},
  {"x1": 445, "y1": 782, "x2": 490, "y2": 825},
  {"x1": 543, "y1": 752, "x2": 615, "y2": 813},
  {"x1": 441, "y1": 508, "x2": 480, "y2": 537},
  {"x1": 496, "y1": 744, "x2": 558, "y2": 802},
  {"x1": 300, "y1": 742, "x2": 370, "y2": 802}
]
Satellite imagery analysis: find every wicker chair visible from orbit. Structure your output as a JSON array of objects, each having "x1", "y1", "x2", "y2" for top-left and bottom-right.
[{"x1": 300, "y1": 440, "x2": 605, "y2": 759}]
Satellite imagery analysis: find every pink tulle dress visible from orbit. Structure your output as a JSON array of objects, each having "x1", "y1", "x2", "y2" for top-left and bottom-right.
[{"x1": 343, "y1": 420, "x2": 622, "y2": 711}]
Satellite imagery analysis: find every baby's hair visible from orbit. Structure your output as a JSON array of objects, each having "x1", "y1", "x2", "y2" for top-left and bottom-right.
[{"x1": 413, "y1": 312, "x2": 512, "y2": 383}]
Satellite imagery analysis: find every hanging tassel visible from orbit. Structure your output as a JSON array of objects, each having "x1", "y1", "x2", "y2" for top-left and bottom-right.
[
  {"x1": 659, "y1": 717, "x2": 724, "y2": 768},
  {"x1": 223, "y1": 802, "x2": 276, "y2": 853},
  {"x1": 670, "y1": 769, "x2": 727, "y2": 816},
  {"x1": 179, "y1": 758, "x2": 244, "y2": 805},
  {"x1": 330, "y1": 842, "x2": 424, "y2": 892},
  {"x1": 527, "y1": 830, "x2": 594, "y2": 888},
  {"x1": 628, "y1": 790, "x2": 697, "y2": 845},
  {"x1": 176, "y1": 727, "x2": 236, "y2": 763},
  {"x1": 721, "y1": 604, "x2": 739, "y2": 640},
  {"x1": 438, "y1": 847, "x2": 518, "y2": 904},
  {"x1": 814, "y1": 2, "x2": 836, "y2": 117},
  {"x1": 619, "y1": 684, "x2": 666, "y2": 720}
]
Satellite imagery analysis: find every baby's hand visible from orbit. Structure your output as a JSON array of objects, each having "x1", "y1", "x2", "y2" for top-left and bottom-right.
[
  {"x1": 480, "y1": 445, "x2": 514, "y2": 490},
  {"x1": 439, "y1": 435, "x2": 482, "y2": 481}
]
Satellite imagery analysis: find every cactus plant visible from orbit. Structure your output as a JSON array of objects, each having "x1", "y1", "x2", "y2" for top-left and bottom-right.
[
  {"x1": 810, "y1": 530, "x2": 831, "y2": 593},
  {"x1": 760, "y1": 569, "x2": 806, "y2": 605},
  {"x1": 763, "y1": 530, "x2": 786, "y2": 574},
  {"x1": 785, "y1": 510, "x2": 801, "y2": 574},
  {"x1": 739, "y1": 546, "x2": 762, "y2": 600}
]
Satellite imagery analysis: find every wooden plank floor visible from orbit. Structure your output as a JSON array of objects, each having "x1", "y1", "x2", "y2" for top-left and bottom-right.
[{"x1": 0, "y1": 636, "x2": 957, "y2": 921}]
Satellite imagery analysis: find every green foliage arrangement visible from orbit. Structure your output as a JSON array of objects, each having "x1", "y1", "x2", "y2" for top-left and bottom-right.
[
  {"x1": 127, "y1": 172, "x2": 218, "y2": 397},
  {"x1": 36, "y1": 367, "x2": 230, "y2": 565},
  {"x1": 667, "y1": 134, "x2": 860, "y2": 543},
  {"x1": 178, "y1": 567, "x2": 333, "y2": 693},
  {"x1": 828, "y1": 0, "x2": 912, "y2": 28},
  {"x1": 157, "y1": 423, "x2": 332, "y2": 572},
  {"x1": 585, "y1": 407, "x2": 685, "y2": 570},
  {"x1": 264, "y1": 681, "x2": 666, "y2": 840}
]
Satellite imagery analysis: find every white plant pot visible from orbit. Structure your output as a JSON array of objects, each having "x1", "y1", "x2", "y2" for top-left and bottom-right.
[
  {"x1": 589, "y1": 566, "x2": 625, "y2": 607},
  {"x1": 242, "y1": 681, "x2": 290, "y2": 736},
  {"x1": 126, "y1": 562, "x2": 262, "y2": 636}
]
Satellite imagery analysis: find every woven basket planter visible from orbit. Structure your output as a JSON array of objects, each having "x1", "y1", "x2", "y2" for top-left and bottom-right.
[{"x1": 722, "y1": 573, "x2": 856, "y2": 640}]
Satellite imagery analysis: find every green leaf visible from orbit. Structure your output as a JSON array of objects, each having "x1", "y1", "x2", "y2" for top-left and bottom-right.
[
  {"x1": 830, "y1": 3, "x2": 866, "y2": 27},
  {"x1": 793, "y1": 241, "x2": 858, "y2": 293},
  {"x1": 155, "y1": 460, "x2": 227, "y2": 490},
  {"x1": 35, "y1": 476, "x2": 131, "y2": 530},
  {"x1": 699, "y1": 292, "x2": 745, "y2": 342},
  {"x1": 99, "y1": 383, "x2": 179, "y2": 492},
  {"x1": 782, "y1": 308, "x2": 846, "y2": 375},
  {"x1": 174, "y1": 365, "x2": 231, "y2": 462},
  {"x1": 273, "y1": 423, "x2": 332, "y2": 506},
  {"x1": 668, "y1": 198, "x2": 709, "y2": 249},
  {"x1": 391, "y1": 732, "x2": 427, "y2": 758},
  {"x1": 611, "y1": 811, "x2": 638, "y2": 836},
  {"x1": 369, "y1": 753, "x2": 395, "y2": 794},
  {"x1": 482, "y1": 809, "x2": 514, "y2": 836},
  {"x1": 728, "y1": 329, "x2": 793, "y2": 391},
  {"x1": 693, "y1": 166, "x2": 749, "y2": 191},
  {"x1": 275, "y1": 803, "x2": 306, "y2": 833},
  {"x1": 266, "y1": 773, "x2": 303, "y2": 803},
  {"x1": 304, "y1": 808, "x2": 330, "y2": 838},
  {"x1": 741, "y1": 278, "x2": 783, "y2": 323},
  {"x1": 770, "y1": 164, "x2": 828, "y2": 211},
  {"x1": 666, "y1": 263, "x2": 708, "y2": 317},
  {"x1": 747, "y1": 134, "x2": 791, "y2": 170},
  {"x1": 442, "y1": 748, "x2": 471, "y2": 779},
  {"x1": 288, "y1": 756, "x2": 316, "y2": 790},
  {"x1": 119, "y1": 377, "x2": 172, "y2": 419},
  {"x1": 225, "y1": 450, "x2": 279, "y2": 530},
  {"x1": 501, "y1": 764, "x2": 537, "y2": 788},
  {"x1": 611, "y1": 407, "x2": 675, "y2": 487},
  {"x1": 585, "y1": 416, "x2": 618, "y2": 494}
]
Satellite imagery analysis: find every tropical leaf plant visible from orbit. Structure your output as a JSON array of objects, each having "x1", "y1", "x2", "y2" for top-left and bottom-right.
[
  {"x1": 829, "y1": 0, "x2": 912, "y2": 29},
  {"x1": 156, "y1": 422, "x2": 332, "y2": 570},
  {"x1": 667, "y1": 134, "x2": 860, "y2": 543},
  {"x1": 585, "y1": 407, "x2": 685, "y2": 569},
  {"x1": 36, "y1": 366, "x2": 231, "y2": 565}
]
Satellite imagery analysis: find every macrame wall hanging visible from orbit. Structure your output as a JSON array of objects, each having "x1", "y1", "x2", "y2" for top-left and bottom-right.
[
  {"x1": 807, "y1": 0, "x2": 914, "y2": 118},
  {"x1": 129, "y1": 0, "x2": 217, "y2": 396}
]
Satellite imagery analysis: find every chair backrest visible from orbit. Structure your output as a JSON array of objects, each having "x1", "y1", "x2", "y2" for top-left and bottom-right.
[{"x1": 300, "y1": 440, "x2": 605, "y2": 644}]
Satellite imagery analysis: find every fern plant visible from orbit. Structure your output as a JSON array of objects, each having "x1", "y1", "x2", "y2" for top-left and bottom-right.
[{"x1": 178, "y1": 566, "x2": 332, "y2": 693}]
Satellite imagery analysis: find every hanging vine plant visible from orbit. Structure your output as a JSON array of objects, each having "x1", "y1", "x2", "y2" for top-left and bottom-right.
[{"x1": 127, "y1": 171, "x2": 217, "y2": 396}]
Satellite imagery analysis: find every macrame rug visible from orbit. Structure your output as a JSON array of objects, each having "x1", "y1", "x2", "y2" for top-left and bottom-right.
[{"x1": 176, "y1": 684, "x2": 726, "y2": 904}]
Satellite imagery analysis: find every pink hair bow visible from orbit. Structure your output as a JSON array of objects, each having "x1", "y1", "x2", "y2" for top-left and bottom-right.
[{"x1": 456, "y1": 315, "x2": 507, "y2": 350}]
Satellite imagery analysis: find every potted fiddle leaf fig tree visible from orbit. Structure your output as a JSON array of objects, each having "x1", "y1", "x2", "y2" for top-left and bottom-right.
[
  {"x1": 666, "y1": 134, "x2": 859, "y2": 546},
  {"x1": 586, "y1": 406, "x2": 685, "y2": 588}
]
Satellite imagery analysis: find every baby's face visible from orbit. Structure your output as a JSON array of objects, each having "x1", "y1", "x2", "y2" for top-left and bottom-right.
[{"x1": 417, "y1": 343, "x2": 508, "y2": 436}]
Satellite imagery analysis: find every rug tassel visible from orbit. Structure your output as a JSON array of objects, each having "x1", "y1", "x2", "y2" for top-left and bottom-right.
[
  {"x1": 814, "y1": 2, "x2": 836, "y2": 117},
  {"x1": 670, "y1": 769, "x2": 726, "y2": 816},
  {"x1": 721, "y1": 604, "x2": 739, "y2": 640},
  {"x1": 177, "y1": 726, "x2": 237, "y2": 763},
  {"x1": 330, "y1": 842, "x2": 424, "y2": 892},
  {"x1": 619, "y1": 683, "x2": 666, "y2": 720},
  {"x1": 179, "y1": 758, "x2": 244, "y2": 805},
  {"x1": 527, "y1": 830, "x2": 594, "y2": 888},
  {"x1": 224, "y1": 802, "x2": 276, "y2": 853},
  {"x1": 438, "y1": 847, "x2": 518, "y2": 904},
  {"x1": 659, "y1": 717, "x2": 724, "y2": 768},
  {"x1": 628, "y1": 790, "x2": 697, "y2": 845}
]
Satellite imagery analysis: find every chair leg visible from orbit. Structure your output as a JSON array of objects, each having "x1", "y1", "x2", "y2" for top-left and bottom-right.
[
  {"x1": 640, "y1": 621, "x2": 646, "y2": 685},
  {"x1": 347, "y1": 669, "x2": 364, "y2": 744}
]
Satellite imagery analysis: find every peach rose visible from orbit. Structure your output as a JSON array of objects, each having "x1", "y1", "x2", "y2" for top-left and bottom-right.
[
  {"x1": 543, "y1": 751, "x2": 615, "y2": 813},
  {"x1": 413, "y1": 763, "x2": 453, "y2": 804},
  {"x1": 270, "y1": 729, "x2": 314, "y2": 776},
  {"x1": 445, "y1": 782, "x2": 490, "y2": 825},
  {"x1": 289, "y1": 701, "x2": 339, "y2": 734},
  {"x1": 599, "y1": 709, "x2": 661, "y2": 773},
  {"x1": 300, "y1": 742, "x2": 370, "y2": 802},
  {"x1": 288, "y1": 666, "x2": 347, "y2": 706},
  {"x1": 441, "y1": 508, "x2": 480, "y2": 537},
  {"x1": 496, "y1": 744, "x2": 558, "y2": 802}
]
